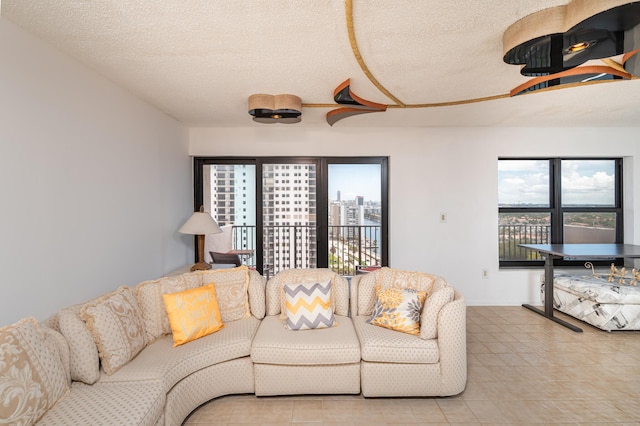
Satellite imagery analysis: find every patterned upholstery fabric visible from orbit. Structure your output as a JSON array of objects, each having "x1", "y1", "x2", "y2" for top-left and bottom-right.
[
  {"x1": 40, "y1": 325, "x2": 71, "y2": 386},
  {"x1": 99, "y1": 316, "x2": 260, "y2": 393},
  {"x1": 81, "y1": 286, "x2": 148, "y2": 375},
  {"x1": 164, "y1": 357, "x2": 254, "y2": 426},
  {"x1": 420, "y1": 281, "x2": 455, "y2": 339},
  {"x1": 247, "y1": 269, "x2": 266, "y2": 319},
  {"x1": 200, "y1": 266, "x2": 250, "y2": 322},
  {"x1": 356, "y1": 267, "x2": 437, "y2": 316},
  {"x1": 135, "y1": 275, "x2": 201, "y2": 341},
  {"x1": 36, "y1": 380, "x2": 164, "y2": 426},
  {"x1": 361, "y1": 361, "x2": 442, "y2": 397},
  {"x1": 254, "y1": 363, "x2": 360, "y2": 396},
  {"x1": 0, "y1": 318, "x2": 69, "y2": 425},
  {"x1": 360, "y1": 292, "x2": 467, "y2": 397},
  {"x1": 57, "y1": 306, "x2": 100, "y2": 384},
  {"x1": 352, "y1": 316, "x2": 439, "y2": 364},
  {"x1": 265, "y1": 268, "x2": 349, "y2": 317},
  {"x1": 354, "y1": 269, "x2": 467, "y2": 398},
  {"x1": 284, "y1": 281, "x2": 335, "y2": 330},
  {"x1": 251, "y1": 315, "x2": 360, "y2": 365}
]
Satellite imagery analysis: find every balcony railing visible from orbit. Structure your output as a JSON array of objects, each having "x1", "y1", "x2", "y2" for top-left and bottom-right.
[
  {"x1": 230, "y1": 224, "x2": 381, "y2": 276},
  {"x1": 499, "y1": 224, "x2": 550, "y2": 261}
]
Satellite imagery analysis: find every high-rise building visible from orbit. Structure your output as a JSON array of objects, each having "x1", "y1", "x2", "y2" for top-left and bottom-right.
[{"x1": 262, "y1": 164, "x2": 317, "y2": 273}]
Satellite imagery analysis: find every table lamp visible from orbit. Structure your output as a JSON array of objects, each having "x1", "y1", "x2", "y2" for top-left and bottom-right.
[{"x1": 179, "y1": 207, "x2": 222, "y2": 271}]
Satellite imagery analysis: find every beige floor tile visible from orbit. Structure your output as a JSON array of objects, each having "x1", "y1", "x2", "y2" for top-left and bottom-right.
[
  {"x1": 436, "y1": 399, "x2": 478, "y2": 423},
  {"x1": 183, "y1": 306, "x2": 640, "y2": 425}
]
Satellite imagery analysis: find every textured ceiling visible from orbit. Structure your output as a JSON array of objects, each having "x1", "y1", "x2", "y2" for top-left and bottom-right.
[{"x1": 2, "y1": 0, "x2": 640, "y2": 127}]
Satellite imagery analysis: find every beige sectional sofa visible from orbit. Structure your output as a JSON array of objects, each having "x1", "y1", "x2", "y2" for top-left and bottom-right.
[{"x1": 0, "y1": 266, "x2": 466, "y2": 426}]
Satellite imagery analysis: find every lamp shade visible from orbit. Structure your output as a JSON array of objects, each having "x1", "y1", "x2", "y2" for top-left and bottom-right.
[{"x1": 179, "y1": 212, "x2": 222, "y2": 235}]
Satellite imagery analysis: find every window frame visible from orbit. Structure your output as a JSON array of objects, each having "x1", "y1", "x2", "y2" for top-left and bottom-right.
[
  {"x1": 193, "y1": 156, "x2": 389, "y2": 275},
  {"x1": 499, "y1": 157, "x2": 623, "y2": 268}
]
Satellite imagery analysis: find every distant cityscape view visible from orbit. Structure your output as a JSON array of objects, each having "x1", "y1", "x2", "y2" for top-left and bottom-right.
[{"x1": 203, "y1": 163, "x2": 382, "y2": 275}]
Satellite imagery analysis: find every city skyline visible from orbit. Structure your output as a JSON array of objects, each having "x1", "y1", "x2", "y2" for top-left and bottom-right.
[{"x1": 328, "y1": 164, "x2": 381, "y2": 202}]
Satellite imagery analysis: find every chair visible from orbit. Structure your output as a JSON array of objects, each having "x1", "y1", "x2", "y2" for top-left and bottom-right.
[
  {"x1": 350, "y1": 267, "x2": 467, "y2": 397},
  {"x1": 204, "y1": 225, "x2": 241, "y2": 269}
]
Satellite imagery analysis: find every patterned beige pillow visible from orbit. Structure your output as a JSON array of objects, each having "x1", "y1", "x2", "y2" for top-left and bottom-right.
[
  {"x1": 135, "y1": 274, "x2": 200, "y2": 341},
  {"x1": 376, "y1": 267, "x2": 435, "y2": 293},
  {"x1": 58, "y1": 307, "x2": 100, "y2": 384},
  {"x1": 81, "y1": 286, "x2": 148, "y2": 375},
  {"x1": 0, "y1": 318, "x2": 69, "y2": 425},
  {"x1": 200, "y1": 266, "x2": 250, "y2": 322},
  {"x1": 41, "y1": 325, "x2": 71, "y2": 386}
]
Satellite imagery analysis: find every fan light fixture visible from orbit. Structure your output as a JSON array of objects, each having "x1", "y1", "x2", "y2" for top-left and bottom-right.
[
  {"x1": 566, "y1": 41, "x2": 590, "y2": 53},
  {"x1": 503, "y1": 0, "x2": 640, "y2": 95},
  {"x1": 248, "y1": 94, "x2": 301, "y2": 124}
]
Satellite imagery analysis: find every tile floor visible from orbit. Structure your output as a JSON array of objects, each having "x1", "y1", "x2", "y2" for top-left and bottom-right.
[{"x1": 183, "y1": 306, "x2": 640, "y2": 425}]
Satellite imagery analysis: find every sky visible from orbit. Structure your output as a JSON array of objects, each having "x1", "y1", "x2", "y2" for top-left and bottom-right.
[
  {"x1": 328, "y1": 164, "x2": 381, "y2": 202},
  {"x1": 498, "y1": 159, "x2": 616, "y2": 206}
]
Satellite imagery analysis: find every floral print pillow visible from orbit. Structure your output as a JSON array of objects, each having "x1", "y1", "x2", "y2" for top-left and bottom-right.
[{"x1": 368, "y1": 286, "x2": 426, "y2": 335}]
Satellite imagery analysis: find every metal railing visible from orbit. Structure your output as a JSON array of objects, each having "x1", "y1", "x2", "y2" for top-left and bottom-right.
[
  {"x1": 230, "y1": 224, "x2": 381, "y2": 276},
  {"x1": 499, "y1": 224, "x2": 550, "y2": 261}
]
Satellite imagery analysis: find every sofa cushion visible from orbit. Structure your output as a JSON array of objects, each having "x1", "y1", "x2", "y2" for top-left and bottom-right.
[
  {"x1": 163, "y1": 283, "x2": 225, "y2": 346},
  {"x1": 357, "y1": 267, "x2": 436, "y2": 316},
  {"x1": 284, "y1": 281, "x2": 335, "y2": 330},
  {"x1": 420, "y1": 283, "x2": 455, "y2": 340},
  {"x1": 265, "y1": 268, "x2": 350, "y2": 317},
  {"x1": 57, "y1": 306, "x2": 100, "y2": 384},
  {"x1": 0, "y1": 318, "x2": 69, "y2": 425},
  {"x1": 353, "y1": 316, "x2": 439, "y2": 364},
  {"x1": 369, "y1": 286, "x2": 426, "y2": 335},
  {"x1": 36, "y1": 380, "x2": 164, "y2": 426},
  {"x1": 81, "y1": 286, "x2": 148, "y2": 375},
  {"x1": 99, "y1": 316, "x2": 260, "y2": 392},
  {"x1": 251, "y1": 315, "x2": 360, "y2": 365},
  {"x1": 136, "y1": 274, "x2": 201, "y2": 341},
  {"x1": 200, "y1": 266, "x2": 250, "y2": 322}
]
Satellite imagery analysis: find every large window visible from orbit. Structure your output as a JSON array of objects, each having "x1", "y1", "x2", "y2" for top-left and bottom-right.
[
  {"x1": 498, "y1": 158, "x2": 623, "y2": 267},
  {"x1": 194, "y1": 157, "x2": 388, "y2": 276}
]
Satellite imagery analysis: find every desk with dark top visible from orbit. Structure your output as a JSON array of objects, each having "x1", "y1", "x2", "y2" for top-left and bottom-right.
[{"x1": 519, "y1": 244, "x2": 640, "y2": 332}]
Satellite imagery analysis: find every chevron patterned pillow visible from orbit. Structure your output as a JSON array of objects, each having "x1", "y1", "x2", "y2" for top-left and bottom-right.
[{"x1": 284, "y1": 281, "x2": 335, "y2": 330}]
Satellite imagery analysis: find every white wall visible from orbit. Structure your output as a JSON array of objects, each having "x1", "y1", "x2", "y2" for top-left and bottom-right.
[
  {"x1": 0, "y1": 19, "x2": 193, "y2": 324},
  {"x1": 190, "y1": 127, "x2": 640, "y2": 306}
]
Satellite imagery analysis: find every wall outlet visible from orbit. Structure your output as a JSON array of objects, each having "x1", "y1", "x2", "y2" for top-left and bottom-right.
[
  {"x1": 439, "y1": 213, "x2": 447, "y2": 223},
  {"x1": 481, "y1": 268, "x2": 489, "y2": 279}
]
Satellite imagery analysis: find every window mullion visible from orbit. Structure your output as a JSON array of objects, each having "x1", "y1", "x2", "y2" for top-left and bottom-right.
[{"x1": 551, "y1": 159, "x2": 563, "y2": 244}]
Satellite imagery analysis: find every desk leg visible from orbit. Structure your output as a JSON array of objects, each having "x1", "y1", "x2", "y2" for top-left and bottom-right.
[{"x1": 522, "y1": 254, "x2": 583, "y2": 333}]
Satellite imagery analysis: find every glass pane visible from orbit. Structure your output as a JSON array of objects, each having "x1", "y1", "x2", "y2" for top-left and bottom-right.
[
  {"x1": 563, "y1": 212, "x2": 616, "y2": 243},
  {"x1": 499, "y1": 213, "x2": 550, "y2": 260},
  {"x1": 203, "y1": 164, "x2": 256, "y2": 266},
  {"x1": 262, "y1": 163, "x2": 317, "y2": 276},
  {"x1": 498, "y1": 160, "x2": 550, "y2": 207},
  {"x1": 328, "y1": 164, "x2": 382, "y2": 275},
  {"x1": 561, "y1": 160, "x2": 616, "y2": 207}
]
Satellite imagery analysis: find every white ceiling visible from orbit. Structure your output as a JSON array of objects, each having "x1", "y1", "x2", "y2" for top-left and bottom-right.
[{"x1": 2, "y1": 0, "x2": 639, "y2": 127}]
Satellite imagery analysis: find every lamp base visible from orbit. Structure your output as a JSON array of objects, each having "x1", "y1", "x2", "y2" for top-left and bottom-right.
[{"x1": 190, "y1": 262, "x2": 212, "y2": 272}]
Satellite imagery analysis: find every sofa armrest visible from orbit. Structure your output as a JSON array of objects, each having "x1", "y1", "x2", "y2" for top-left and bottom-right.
[{"x1": 436, "y1": 290, "x2": 467, "y2": 396}]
